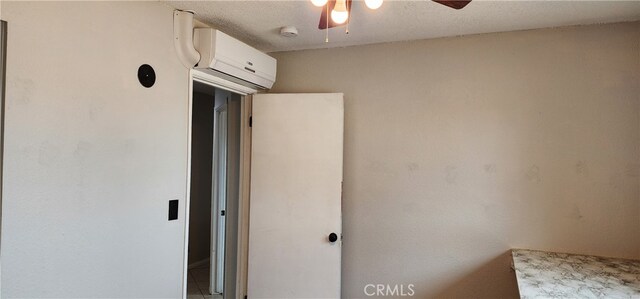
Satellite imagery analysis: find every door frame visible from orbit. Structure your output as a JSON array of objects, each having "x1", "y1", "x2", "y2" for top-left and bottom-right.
[
  {"x1": 0, "y1": 20, "x2": 7, "y2": 293},
  {"x1": 212, "y1": 103, "x2": 227, "y2": 294},
  {"x1": 183, "y1": 69, "x2": 253, "y2": 299}
]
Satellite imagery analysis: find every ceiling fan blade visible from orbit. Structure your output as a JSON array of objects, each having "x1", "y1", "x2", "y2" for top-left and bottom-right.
[
  {"x1": 432, "y1": 0, "x2": 472, "y2": 10},
  {"x1": 319, "y1": 0, "x2": 352, "y2": 30}
]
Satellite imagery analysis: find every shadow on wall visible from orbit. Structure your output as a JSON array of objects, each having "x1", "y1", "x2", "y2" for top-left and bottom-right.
[{"x1": 430, "y1": 250, "x2": 520, "y2": 298}]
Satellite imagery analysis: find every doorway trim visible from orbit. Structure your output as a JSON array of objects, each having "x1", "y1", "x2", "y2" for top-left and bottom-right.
[
  {"x1": 183, "y1": 69, "x2": 253, "y2": 299},
  {"x1": 0, "y1": 20, "x2": 7, "y2": 292},
  {"x1": 212, "y1": 103, "x2": 228, "y2": 294}
]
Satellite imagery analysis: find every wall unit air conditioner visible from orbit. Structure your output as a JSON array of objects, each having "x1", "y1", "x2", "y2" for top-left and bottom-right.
[{"x1": 194, "y1": 28, "x2": 277, "y2": 90}]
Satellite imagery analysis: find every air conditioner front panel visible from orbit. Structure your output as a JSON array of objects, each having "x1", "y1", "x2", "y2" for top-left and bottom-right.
[{"x1": 194, "y1": 28, "x2": 276, "y2": 89}]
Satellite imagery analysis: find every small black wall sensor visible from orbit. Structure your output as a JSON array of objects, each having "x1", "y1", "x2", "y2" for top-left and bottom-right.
[
  {"x1": 168, "y1": 199, "x2": 179, "y2": 221},
  {"x1": 137, "y1": 64, "x2": 156, "y2": 88}
]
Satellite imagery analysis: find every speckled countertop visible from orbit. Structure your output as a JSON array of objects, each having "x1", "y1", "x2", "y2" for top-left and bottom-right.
[{"x1": 511, "y1": 249, "x2": 640, "y2": 299}]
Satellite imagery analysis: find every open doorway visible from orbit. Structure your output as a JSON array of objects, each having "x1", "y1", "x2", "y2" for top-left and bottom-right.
[{"x1": 187, "y1": 81, "x2": 242, "y2": 299}]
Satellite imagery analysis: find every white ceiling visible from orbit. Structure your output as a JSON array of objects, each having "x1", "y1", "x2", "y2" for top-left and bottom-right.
[{"x1": 164, "y1": 0, "x2": 640, "y2": 53}]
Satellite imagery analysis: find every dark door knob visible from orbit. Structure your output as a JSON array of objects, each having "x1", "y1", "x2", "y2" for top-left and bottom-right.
[{"x1": 328, "y1": 233, "x2": 338, "y2": 243}]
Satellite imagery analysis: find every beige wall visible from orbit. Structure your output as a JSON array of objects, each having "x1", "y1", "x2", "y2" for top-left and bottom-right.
[
  {"x1": 270, "y1": 21, "x2": 640, "y2": 298},
  {"x1": 1, "y1": 2, "x2": 189, "y2": 297}
]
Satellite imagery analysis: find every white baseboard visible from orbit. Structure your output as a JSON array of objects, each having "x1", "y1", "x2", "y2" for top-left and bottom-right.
[{"x1": 188, "y1": 257, "x2": 210, "y2": 269}]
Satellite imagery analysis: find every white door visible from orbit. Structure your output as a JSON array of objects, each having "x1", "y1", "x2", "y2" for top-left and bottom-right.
[{"x1": 248, "y1": 93, "x2": 344, "y2": 298}]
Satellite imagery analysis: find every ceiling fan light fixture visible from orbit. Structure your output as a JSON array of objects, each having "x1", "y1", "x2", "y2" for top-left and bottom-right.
[
  {"x1": 330, "y1": 10, "x2": 349, "y2": 24},
  {"x1": 364, "y1": 0, "x2": 383, "y2": 10},
  {"x1": 331, "y1": 0, "x2": 349, "y2": 24},
  {"x1": 310, "y1": 0, "x2": 328, "y2": 7}
]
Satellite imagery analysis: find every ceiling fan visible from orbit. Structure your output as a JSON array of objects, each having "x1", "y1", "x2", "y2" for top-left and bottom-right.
[{"x1": 311, "y1": 0, "x2": 472, "y2": 30}]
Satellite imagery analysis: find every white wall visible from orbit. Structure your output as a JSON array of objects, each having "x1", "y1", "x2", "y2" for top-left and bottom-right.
[
  {"x1": 1, "y1": 2, "x2": 189, "y2": 297},
  {"x1": 270, "y1": 21, "x2": 640, "y2": 298}
]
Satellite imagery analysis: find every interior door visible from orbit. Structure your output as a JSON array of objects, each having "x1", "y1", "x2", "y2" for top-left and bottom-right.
[{"x1": 248, "y1": 93, "x2": 344, "y2": 298}]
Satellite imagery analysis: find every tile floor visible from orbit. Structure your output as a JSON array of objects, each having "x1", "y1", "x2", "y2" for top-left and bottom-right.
[{"x1": 187, "y1": 263, "x2": 223, "y2": 299}]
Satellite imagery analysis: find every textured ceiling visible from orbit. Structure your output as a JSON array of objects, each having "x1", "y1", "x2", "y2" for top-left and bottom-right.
[{"x1": 164, "y1": 0, "x2": 640, "y2": 53}]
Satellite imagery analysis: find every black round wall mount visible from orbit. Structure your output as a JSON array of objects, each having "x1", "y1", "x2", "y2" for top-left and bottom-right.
[{"x1": 137, "y1": 64, "x2": 156, "y2": 88}]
